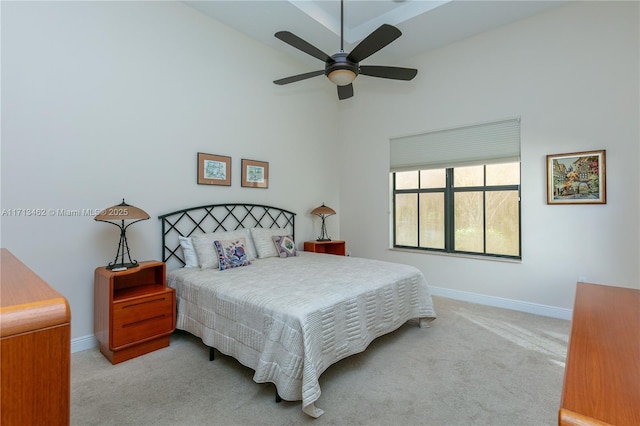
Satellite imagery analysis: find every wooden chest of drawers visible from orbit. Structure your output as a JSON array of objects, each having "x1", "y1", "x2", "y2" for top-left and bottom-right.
[
  {"x1": 559, "y1": 282, "x2": 640, "y2": 425},
  {"x1": 94, "y1": 261, "x2": 175, "y2": 364},
  {"x1": 1, "y1": 248, "x2": 71, "y2": 425}
]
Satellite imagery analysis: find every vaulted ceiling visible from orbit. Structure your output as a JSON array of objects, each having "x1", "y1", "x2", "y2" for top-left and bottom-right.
[{"x1": 185, "y1": 1, "x2": 566, "y2": 66}]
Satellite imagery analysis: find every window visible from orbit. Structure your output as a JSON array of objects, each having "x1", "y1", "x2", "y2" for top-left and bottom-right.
[
  {"x1": 390, "y1": 118, "x2": 521, "y2": 260},
  {"x1": 393, "y1": 163, "x2": 520, "y2": 259}
]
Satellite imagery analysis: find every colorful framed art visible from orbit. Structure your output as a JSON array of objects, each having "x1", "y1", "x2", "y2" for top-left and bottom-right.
[{"x1": 546, "y1": 150, "x2": 606, "y2": 204}]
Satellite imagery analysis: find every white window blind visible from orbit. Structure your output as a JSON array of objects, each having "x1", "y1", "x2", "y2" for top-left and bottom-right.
[{"x1": 390, "y1": 118, "x2": 521, "y2": 172}]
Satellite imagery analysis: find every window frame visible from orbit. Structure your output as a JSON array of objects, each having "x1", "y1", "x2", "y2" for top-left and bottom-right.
[{"x1": 392, "y1": 165, "x2": 522, "y2": 260}]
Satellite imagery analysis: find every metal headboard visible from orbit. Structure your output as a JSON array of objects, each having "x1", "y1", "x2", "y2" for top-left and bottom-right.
[{"x1": 159, "y1": 203, "x2": 295, "y2": 269}]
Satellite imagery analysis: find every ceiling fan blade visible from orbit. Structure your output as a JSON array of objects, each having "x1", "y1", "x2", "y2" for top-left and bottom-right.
[
  {"x1": 337, "y1": 84, "x2": 354, "y2": 100},
  {"x1": 347, "y1": 24, "x2": 401, "y2": 63},
  {"x1": 275, "y1": 31, "x2": 333, "y2": 63},
  {"x1": 273, "y1": 70, "x2": 325, "y2": 85},
  {"x1": 359, "y1": 65, "x2": 418, "y2": 81}
]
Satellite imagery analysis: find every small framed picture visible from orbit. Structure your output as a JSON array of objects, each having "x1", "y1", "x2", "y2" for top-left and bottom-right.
[
  {"x1": 197, "y1": 153, "x2": 231, "y2": 186},
  {"x1": 241, "y1": 159, "x2": 269, "y2": 189},
  {"x1": 546, "y1": 150, "x2": 606, "y2": 204}
]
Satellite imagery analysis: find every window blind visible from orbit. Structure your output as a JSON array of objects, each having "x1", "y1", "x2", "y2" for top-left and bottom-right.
[{"x1": 390, "y1": 118, "x2": 521, "y2": 172}]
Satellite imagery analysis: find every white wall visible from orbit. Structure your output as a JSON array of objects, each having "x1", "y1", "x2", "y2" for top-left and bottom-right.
[
  {"x1": 338, "y1": 1, "x2": 640, "y2": 316},
  {"x1": 1, "y1": 1, "x2": 341, "y2": 341}
]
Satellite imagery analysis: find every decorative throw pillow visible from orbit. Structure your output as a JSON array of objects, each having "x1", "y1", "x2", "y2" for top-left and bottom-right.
[
  {"x1": 192, "y1": 229, "x2": 256, "y2": 269},
  {"x1": 213, "y1": 238, "x2": 251, "y2": 271},
  {"x1": 272, "y1": 235, "x2": 297, "y2": 258},
  {"x1": 178, "y1": 236, "x2": 199, "y2": 268},
  {"x1": 250, "y1": 227, "x2": 289, "y2": 258}
]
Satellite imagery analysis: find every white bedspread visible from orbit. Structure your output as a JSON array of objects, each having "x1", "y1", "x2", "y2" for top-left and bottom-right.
[{"x1": 167, "y1": 252, "x2": 436, "y2": 417}]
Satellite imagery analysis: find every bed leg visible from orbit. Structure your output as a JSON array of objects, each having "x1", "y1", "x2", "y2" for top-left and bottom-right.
[
  {"x1": 419, "y1": 317, "x2": 436, "y2": 328},
  {"x1": 209, "y1": 347, "x2": 215, "y2": 361},
  {"x1": 275, "y1": 388, "x2": 282, "y2": 403}
]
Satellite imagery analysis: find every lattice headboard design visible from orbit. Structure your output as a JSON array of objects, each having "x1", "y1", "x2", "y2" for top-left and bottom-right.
[{"x1": 159, "y1": 203, "x2": 296, "y2": 270}]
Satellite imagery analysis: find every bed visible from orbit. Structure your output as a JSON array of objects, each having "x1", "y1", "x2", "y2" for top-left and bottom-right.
[{"x1": 159, "y1": 203, "x2": 436, "y2": 417}]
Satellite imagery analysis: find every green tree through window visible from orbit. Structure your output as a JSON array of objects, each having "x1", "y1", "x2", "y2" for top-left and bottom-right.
[{"x1": 393, "y1": 163, "x2": 521, "y2": 259}]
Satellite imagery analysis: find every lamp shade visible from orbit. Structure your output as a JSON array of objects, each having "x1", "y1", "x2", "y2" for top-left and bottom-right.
[
  {"x1": 310, "y1": 204, "x2": 336, "y2": 218},
  {"x1": 95, "y1": 200, "x2": 150, "y2": 222},
  {"x1": 95, "y1": 199, "x2": 149, "y2": 270}
]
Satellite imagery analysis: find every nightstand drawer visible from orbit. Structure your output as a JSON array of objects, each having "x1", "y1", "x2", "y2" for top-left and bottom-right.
[{"x1": 112, "y1": 291, "x2": 174, "y2": 348}]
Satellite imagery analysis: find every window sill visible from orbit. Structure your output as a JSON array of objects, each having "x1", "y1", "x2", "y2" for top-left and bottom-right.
[{"x1": 388, "y1": 247, "x2": 522, "y2": 264}]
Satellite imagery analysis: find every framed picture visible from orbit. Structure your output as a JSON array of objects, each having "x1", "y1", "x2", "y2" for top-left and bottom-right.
[
  {"x1": 197, "y1": 153, "x2": 231, "y2": 186},
  {"x1": 546, "y1": 150, "x2": 606, "y2": 204},
  {"x1": 241, "y1": 159, "x2": 269, "y2": 189}
]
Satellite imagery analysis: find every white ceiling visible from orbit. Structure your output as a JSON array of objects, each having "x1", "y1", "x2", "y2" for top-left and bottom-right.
[{"x1": 184, "y1": 0, "x2": 566, "y2": 68}]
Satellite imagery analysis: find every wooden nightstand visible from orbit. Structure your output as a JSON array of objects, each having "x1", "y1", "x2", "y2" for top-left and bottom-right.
[
  {"x1": 94, "y1": 260, "x2": 175, "y2": 364},
  {"x1": 304, "y1": 240, "x2": 346, "y2": 256}
]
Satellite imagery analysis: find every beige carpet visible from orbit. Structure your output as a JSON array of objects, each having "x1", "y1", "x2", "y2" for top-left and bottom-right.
[{"x1": 71, "y1": 296, "x2": 570, "y2": 426}]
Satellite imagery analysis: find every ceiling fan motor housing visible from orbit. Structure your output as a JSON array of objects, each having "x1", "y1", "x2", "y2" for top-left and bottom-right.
[{"x1": 325, "y1": 52, "x2": 359, "y2": 85}]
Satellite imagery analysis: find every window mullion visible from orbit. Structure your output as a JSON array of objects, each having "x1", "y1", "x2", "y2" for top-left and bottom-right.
[
  {"x1": 483, "y1": 165, "x2": 487, "y2": 255},
  {"x1": 445, "y1": 168, "x2": 454, "y2": 252},
  {"x1": 416, "y1": 173, "x2": 421, "y2": 247}
]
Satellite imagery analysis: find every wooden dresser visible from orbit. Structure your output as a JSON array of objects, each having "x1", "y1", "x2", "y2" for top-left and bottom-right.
[
  {"x1": 559, "y1": 282, "x2": 640, "y2": 426},
  {"x1": 0, "y1": 248, "x2": 71, "y2": 425}
]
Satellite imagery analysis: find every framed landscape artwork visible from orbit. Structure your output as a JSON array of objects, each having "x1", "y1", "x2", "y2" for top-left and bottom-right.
[
  {"x1": 546, "y1": 150, "x2": 606, "y2": 204},
  {"x1": 241, "y1": 159, "x2": 268, "y2": 189},
  {"x1": 197, "y1": 153, "x2": 231, "y2": 186}
]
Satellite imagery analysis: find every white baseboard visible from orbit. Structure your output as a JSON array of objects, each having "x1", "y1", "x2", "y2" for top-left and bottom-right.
[
  {"x1": 71, "y1": 334, "x2": 98, "y2": 353},
  {"x1": 429, "y1": 286, "x2": 573, "y2": 321}
]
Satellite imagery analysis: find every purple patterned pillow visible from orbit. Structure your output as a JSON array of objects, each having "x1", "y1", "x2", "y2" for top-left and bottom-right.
[
  {"x1": 272, "y1": 235, "x2": 298, "y2": 258},
  {"x1": 213, "y1": 238, "x2": 251, "y2": 270}
]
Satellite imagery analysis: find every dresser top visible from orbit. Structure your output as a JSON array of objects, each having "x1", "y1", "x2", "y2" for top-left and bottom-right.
[{"x1": 0, "y1": 248, "x2": 70, "y2": 337}]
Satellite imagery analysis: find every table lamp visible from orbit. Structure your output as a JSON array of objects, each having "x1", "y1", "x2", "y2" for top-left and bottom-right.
[
  {"x1": 310, "y1": 203, "x2": 336, "y2": 241},
  {"x1": 95, "y1": 199, "x2": 150, "y2": 270}
]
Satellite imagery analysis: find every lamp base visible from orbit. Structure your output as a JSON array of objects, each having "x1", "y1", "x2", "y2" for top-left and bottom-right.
[
  {"x1": 106, "y1": 261, "x2": 139, "y2": 270},
  {"x1": 316, "y1": 238, "x2": 332, "y2": 242}
]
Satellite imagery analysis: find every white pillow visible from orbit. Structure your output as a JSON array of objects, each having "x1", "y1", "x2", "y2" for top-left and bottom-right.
[
  {"x1": 192, "y1": 229, "x2": 256, "y2": 269},
  {"x1": 241, "y1": 228, "x2": 258, "y2": 260},
  {"x1": 250, "y1": 227, "x2": 290, "y2": 259},
  {"x1": 178, "y1": 236, "x2": 198, "y2": 268}
]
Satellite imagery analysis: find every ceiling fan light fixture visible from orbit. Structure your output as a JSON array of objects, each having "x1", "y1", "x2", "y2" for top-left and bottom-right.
[{"x1": 327, "y1": 69, "x2": 357, "y2": 86}]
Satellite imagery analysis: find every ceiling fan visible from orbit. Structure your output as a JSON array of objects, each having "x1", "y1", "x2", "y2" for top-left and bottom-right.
[{"x1": 273, "y1": 0, "x2": 418, "y2": 100}]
